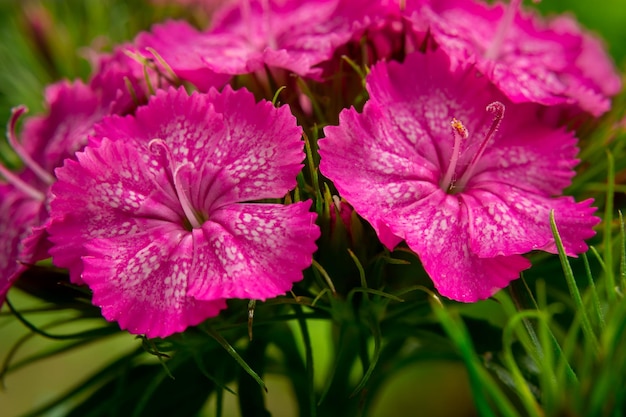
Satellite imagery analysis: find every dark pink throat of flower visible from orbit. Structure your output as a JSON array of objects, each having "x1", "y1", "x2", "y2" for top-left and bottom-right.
[
  {"x1": 440, "y1": 101, "x2": 505, "y2": 194},
  {"x1": 148, "y1": 138, "x2": 206, "y2": 231},
  {"x1": 0, "y1": 106, "x2": 53, "y2": 201}
]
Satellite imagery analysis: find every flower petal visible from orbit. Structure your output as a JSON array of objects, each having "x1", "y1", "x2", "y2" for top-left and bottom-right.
[
  {"x1": 387, "y1": 190, "x2": 531, "y2": 301},
  {"x1": 416, "y1": 0, "x2": 620, "y2": 115},
  {"x1": 0, "y1": 187, "x2": 41, "y2": 304},
  {"x1": 320, "y1": 101, "x2": 439, "y2": 248},
  {"x1": 474, "y1": 116, "x2": 578, "y2": 197},
  {"x1": 463, "y1": 186, "x2": 598, "y2": 258},
  {"x1": 136, "y1": 20, "x2": 235, "y2": 91},
  {"x1": 92, "y1": 87, "x2": 304, "y2": 206},
  {"x1": 23, "y1": 80, "x2": 101, "y2": 171},
  {"x1": 82, "y1": 225, "x2": 226, "y2": 338},
  {"x1": 49, "y1": 137, "x2": 181, "y2": 282},
  {"x1": 187, "y1": 201, "x2": 319, "y2": 300}
]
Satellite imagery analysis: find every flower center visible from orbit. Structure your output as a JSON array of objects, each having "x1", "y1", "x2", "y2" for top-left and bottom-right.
[
  {"x1": 0, "y1": 106, "x2": 51, "y2": 201},
  {"x1": 148, "y1": 138, "x2": 206, "y2": 230},
  {"x1": 484, "y1": 0, "x2": 522, "y2": 60},
  {"x1": 440, "y1": 101, "x2": 505, "y2": 194}
]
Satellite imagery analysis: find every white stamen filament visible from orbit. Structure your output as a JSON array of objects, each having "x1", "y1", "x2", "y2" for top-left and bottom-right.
[
  {"x1": 242, "y1": 0, "x2": 253, "y2": 44},
  {"x1": 148, "y1": 139, "x2": 203, "y2": 229},
  {"x1": 261, "y1": 0, "x2": 277, "y2": 50},
  {"x1": 0, "y1": 106, "x2": 47, "y2": 201},
  {"x1": 7, "y1": 106, "x2": 55, "y2": 186},
  {"x1": 484, "y1": 0, "x2": 522, "y2": 60},
  {"x1": 441, "y1": 118, "x2": 468, "y2": 192},
  {"x1": 0, "y1": 163, "x2": 45, "y2": 201},
  {"x1": 454, "y1": 101, "x2": 505, "y2": 191}
]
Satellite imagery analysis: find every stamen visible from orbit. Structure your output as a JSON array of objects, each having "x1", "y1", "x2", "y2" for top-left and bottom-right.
[
  {"x1": 260, "y1": 0, "x2": 277, "y2": 50},
  {"x1": 455, "y1": 101, "x2": 505, "y2": 191},
  {"x1": 0, "y1": 163, "x2": 45, "y2": 201},
  {"x1": 440, "y1": 118, "x2": 469, "y2": 192},
  {"x1": 148, "y1": 139, "x2": 203, "y2": 229},
  {"x1": 7, "y1": 106, "x2": 55, "y2": 185},
  {"x1": 242, "y1": 0, "x2": 253, "y2": 44},
  {"x1": 484, "y1": 0, "x2": 522, "y2": 60}
]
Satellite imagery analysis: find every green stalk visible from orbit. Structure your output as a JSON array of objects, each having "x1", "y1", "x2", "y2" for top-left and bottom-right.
[
  {"x1": 294, "y1": 305, "x2": 317, "y2": 417},
  {"x1": 502, "y1": 312, "x2": 543, "y2": 417},
  {"x1": 202, "y1": 326, "x2": 267, "y2": 393},
  {"x1": 433, "y1": 300, "x2": 520, "y2": 417},
  {"x1": 603, "y1": 151, "x2": 616, "y2": 301},
  {"x1": 550, "y1": 211, "x2": 600, "y2": 354}
]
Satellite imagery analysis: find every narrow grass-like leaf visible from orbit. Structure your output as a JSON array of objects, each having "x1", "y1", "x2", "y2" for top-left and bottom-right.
[
  {"x1": 535, "y1": 281, "x2": 559, "y2": 414},
  {"x1": 618, "y1": 210, "x2": 626, "y2": 293},
  {"x1": 350, "y1": 313, "x2": 381, "y2": 397},
  {"x1": 348, "y1": 288, "x2": 403, "y2": 302},
  {"x1": 340, "y1": 55, "x2": 366, "y2": 86},
  {"x1": 603, "y1": 150, "x2": 616, "y2": 301},
  {"x1": 582, "y1": 252, "x2": 606, "y2": 329},
  {"x1": 496, "y1": 290, "x2": 543, "y2": 366},
  {"x1": 311, "y1": 260, "x2": 337, "y2": 296},
  {"x1": 432, "y1": 300, "x2": 520, "y2": 417},
  {"x1": 18, "y1": 348, "x2": 144, "y2": 417},
  {"x1": 203, "y1": 326, "x2": 267, "y2": 393},
  {"x1": 550, "y1": 210, "x2": 600, "y2": 354},
  {"x1": 271, "y1": 85, "x2": 287, "y2": 106},
  {"x1": 589, "y1": 245, "x2": 607, "y2": 272},
  {"x1": 129, "y1": 364, "x2": 171, "y2": 417},
  {"x1": 502, "y1": 312, "x2": 543, "y2": 417},
  {"x1": 294, "y1": 305, "x2": 316, "y2": 417},
  {"x1": 5, "y1": 297, "x2": 114, "y2": 340},
  {"x1": 296, "y1": 77, "x2": 325, "y2": 124},
  {"x1": 347, "y1": 248, "x2": 367, "y2": 290},
  {"x1": 317, "y1": 320, "x2": 358, "y2": 407}
]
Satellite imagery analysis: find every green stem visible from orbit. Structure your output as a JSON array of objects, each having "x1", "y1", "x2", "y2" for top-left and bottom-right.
[
  {"x1": 603, "y1": 151, "x2": 616, "y2": 301},
  {"x1": 550, "y1": 211, "x2": 601, "y2": 354}
]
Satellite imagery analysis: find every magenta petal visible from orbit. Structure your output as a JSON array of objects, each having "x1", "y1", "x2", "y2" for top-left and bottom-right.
[
  {"x1": 417, "y1": 0, "x2": 620, "y2": 115},
  {"x1": 389, "y1": 190, "x2": 531, "y2": 301},
  {"x1": 474, "y1": 124, "x2": 578, "y2": 197},
  {"x1": 23, "y1": 80, "x2": 103, "y2": 171},
  {"x1": 137, "y1": 0, "x2": 395, "y2": 85},
  {"x1": 419, "y1": 245, "x2": 532, "y2": 302},
  {"x1": 321, "y1": 49, "x2": 598, "y2": 302},
  {"x1": 463, "y1": 187, "x2": 599, "y2": 258},
  {"x1": 0, "y1": 187, "x2": 41, "y2": 304},
  {"x1": 136, "y1": 20, "x2": 234, "y2": 90},
  {"x1": 49, "y1": 86, "x2": 317, "y2": 333},
  {"x1": 92, "y1": 87, "x2": 303, "y2": 206},
  {"x1": 82, "y1": 225, "x2": 226, "y2": 338},
  {"x1": 320, "y1": 101, "x2": 439, "y2": 247},
  {"x1": 187, "y1": 201, "x2": 319, "y2": 300},
  {"x1": 49, "y1": 137, "x2": 181, "y2": 282}
]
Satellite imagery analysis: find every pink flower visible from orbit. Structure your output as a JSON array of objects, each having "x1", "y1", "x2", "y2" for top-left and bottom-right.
[
  {"x1": 410, "y1": 0, "x2": 620, "y2": 116},
  {"x1": 87, "y1": 46, "x2": 155, "y2": 115},
  {"x1": 0, "y1": 184, "x2": 45, "y2": 306},
  {"x1": 136, "y1": 0, "x2": 396, "y2": 89},
  {"x1": 48, "y1": 86, "x2": 319, "y2": 337},
  {"x1": 0, "y1": 80, "x2": 117, "y2": 305},
  {"x1": 319, "y1": 49, "x2": 599, "y2": 302}
]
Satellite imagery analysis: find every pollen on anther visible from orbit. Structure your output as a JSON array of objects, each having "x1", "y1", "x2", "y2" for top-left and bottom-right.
[{"x1": 451, "y1": 118, "x2": 469, "y2": 139}]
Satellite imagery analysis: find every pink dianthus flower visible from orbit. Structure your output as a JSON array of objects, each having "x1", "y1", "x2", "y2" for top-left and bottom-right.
[
  {"x1": 0, "y1": 76, "x2": 133, "y2": 306},
  {"x1": 48, "y1": 86, "x2": 320, "y2": 337},
  {"x1": 136, "y1": 0, "x2": 397, "y2": 89},
  {"x1": 319, "y1": 49, "x2": 599, "y2": 302},
  {"x1": 409, "y1": 0, "x2": 621, "y2": 116}
]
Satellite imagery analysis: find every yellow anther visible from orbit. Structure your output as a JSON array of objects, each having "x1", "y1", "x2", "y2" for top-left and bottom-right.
[{"x1": 451, "y1": 118, "x2": 469, "y2": 139}]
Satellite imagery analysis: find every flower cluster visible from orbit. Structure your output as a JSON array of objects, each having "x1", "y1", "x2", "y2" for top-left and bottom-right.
[{"x1": 0, "y1": 0, "x2": 617, "y2": 336}]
